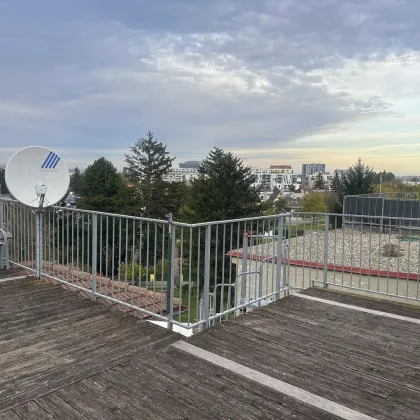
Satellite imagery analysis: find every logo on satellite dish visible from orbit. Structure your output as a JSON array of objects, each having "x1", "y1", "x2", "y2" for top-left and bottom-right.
[{"x1": 41, "y1": 151, "x2": 61, "y2": 171}]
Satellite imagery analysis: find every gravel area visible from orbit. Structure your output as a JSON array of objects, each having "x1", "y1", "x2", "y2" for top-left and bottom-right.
[{"x1": 246, "y1": 229, "x2": 420, "y2": 274}]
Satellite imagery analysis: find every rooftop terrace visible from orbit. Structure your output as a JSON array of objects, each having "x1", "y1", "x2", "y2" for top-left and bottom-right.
[
  {"x1": 2, "y1": 199, "x2": 420, "y2": 418},
  {"x1": 1, "y1": 274, "x2": 420, "y2": 419}
]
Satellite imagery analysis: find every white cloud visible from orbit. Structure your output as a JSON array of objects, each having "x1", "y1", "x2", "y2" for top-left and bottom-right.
[{"x1": 0, "y1": 0, "x2": 419, "y2": 174}]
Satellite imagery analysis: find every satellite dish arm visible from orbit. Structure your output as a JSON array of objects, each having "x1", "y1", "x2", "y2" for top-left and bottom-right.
[{"x1": 35, "y1": 185, "x2": 47, "y2": 212}]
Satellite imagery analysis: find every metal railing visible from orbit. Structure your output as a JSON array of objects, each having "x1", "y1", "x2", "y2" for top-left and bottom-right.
[
  {"x1": 2, "y1": 197, "x2": 420, "y2": 334},
  {"x1": 0, "y1": 199, "x2": 290, "y2": 332}
]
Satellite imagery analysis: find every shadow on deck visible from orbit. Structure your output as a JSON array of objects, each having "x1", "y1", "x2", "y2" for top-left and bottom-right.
[{"x1": 1, "y1": 275, "x2": 420, "y2": 419}]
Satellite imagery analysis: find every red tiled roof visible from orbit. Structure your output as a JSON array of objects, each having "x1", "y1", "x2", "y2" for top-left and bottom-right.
[{"x1": 20, "y1": 260, "x2": 184, "y2": 318}]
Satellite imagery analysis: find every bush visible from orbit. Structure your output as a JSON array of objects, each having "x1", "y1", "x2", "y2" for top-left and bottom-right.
[{"x1": 119, "y1": 262, "x2": 154, "y2": 284}]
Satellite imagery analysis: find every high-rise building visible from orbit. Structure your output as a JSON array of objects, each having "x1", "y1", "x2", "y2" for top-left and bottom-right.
[{"x1": 302, "y1": 163, "x2": 326, "y2": 183}]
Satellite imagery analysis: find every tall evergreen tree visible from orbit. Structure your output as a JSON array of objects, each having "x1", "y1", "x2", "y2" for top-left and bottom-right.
[
  {"x1": 69, "y1": 167, "x2": 85, "y2": 195},
  {"x1": 180, "y1": 148, "x2": 262, "y2": 311},
  {"x1": 327, "y1": 159, "x2": 374, "y2": 227},
  {"x1": 125, "y1": 132, "x2": 175, "y2": 217},
  {"x1": 313, "y1": 173, "x2": 326, "y2": 190},
  {"x1": 342, "y1": 158, "x2": 374, "y2": 197},
  {"x1": 183, "y1": 148, "x2": 260, "y2": 222},
  {"x1": 79, "y1": 157, "x2": 134, "y2": 214},
  {"x1": 0, "y1": 169, "x2": 9, "y2": 195},
  {"x1": 331, "y1": 173, "x2": 343, "y2": 199}
]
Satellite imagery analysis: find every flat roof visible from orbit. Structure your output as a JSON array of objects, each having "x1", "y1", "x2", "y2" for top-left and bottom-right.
[{"x1": 1, "y1": 278, "x2": 419, "y2": 419}]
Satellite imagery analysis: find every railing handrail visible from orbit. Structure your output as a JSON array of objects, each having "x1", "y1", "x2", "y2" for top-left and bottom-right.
[{"x1": 4, "y1": 197, "x2": 420, "y2": 226}]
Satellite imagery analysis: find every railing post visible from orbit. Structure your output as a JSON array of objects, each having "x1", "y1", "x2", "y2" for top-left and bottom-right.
[
  {"x1": 0, "y1": 200, "x2": 4, "y2": 270},
  {"x1": 323, "y1": 214, "x2": 329, "y2": 288},
  {"x1": 276, "y1": 215, "x2": 284, "y2": 297},
  {"x1": 283, "y1": 214, "x2": 290, "y2": 292},
  {"x1": 240, "y1": 233, "x2": 248, "y2": 306},
  {"x1": 91, "y1": 213, "x2": 98, "y2": 300},
  {"x1": 202, "y1": 224, "x2": 211, "y2": 330},
  {"x1": 0, "y1": 199, "x2": 4, "y2": 229},
  {"x1": 35, "y1": 211, "x2": 44, "y2": 279},
  {"x1": 166, "y1": 214, "x2": 175, "y2": 331}
]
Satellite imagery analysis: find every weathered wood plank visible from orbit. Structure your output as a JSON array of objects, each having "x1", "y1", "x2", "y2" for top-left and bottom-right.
[
  {"x1": 75, "y1": 379, "x2": 163, "y2": 420},
  {"x1": 137, "y1": 349, "x2": 338, "y2": 420},
  {"x1": 13, "y1": 400, "x2": 56, "y2": 419},
  {"x1": 55, "y1": 386, "x2": 117, "y2": 420},
  {"x1": 91, "y1": 372, "x2": 184, "y2": 420},
  {"x1": 0, "y1": 410, "x2": 21, "y2": 420},
  {"x1": 189, "y1": 329, "x2": 419, "y2": 419},
  {"x1": 300, "y1": 288, "x2": 420, "y2": 319},
  {"x1": 0, "y1": 332, "x2": 178, "y2": 413},
  {"x1": 100, "y1": 367, "x2": 217, "y2": 420},
  {"x1": 164, "y1": 346, "x2": 343, "y2": 420},
  {"x1": 208, "y1": 321, "x2": 420, "y2": 411},
  {"x1": 35, "y1": 394, "x2": 87, "y2": 420},
  {"x1": 124, "y1": 358, "x2": 267, "y2": 420},
  {"x1": 234, "y1": 319, "x2": 420, "y2": 392}
]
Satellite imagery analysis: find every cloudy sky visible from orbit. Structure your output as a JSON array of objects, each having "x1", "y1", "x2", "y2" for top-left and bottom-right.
[{"x1": 1, "y1": 0, "x2": 420, "y2": 174}]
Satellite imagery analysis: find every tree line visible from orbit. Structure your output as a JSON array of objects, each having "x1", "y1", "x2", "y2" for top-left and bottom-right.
[{"x1": 69, "y1": 131, "x2": 262, "y2": 223}]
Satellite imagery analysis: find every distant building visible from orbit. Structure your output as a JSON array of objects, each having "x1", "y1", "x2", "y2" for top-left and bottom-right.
[
  {"x1": 251, "y1": 166, "x2": 294, "y2": 192},
  {"x1": 334, "y1": 169, "x2": 347, "y2": 178},
  {"x1": 179, "y1": 161, "x2": 201, "y2": 169},
  {"x1": 302, "y1": 163, "x2": 326, "y2": 183},
  {"x1": 306, "y1": 172, "x2": 333, "y2": 190},
  {"x1": 269, "y1": 165, "x2": 293, "y2": 173},
  {"x1": 163, "y1": 167, "x2": 198, "y2": 183}
]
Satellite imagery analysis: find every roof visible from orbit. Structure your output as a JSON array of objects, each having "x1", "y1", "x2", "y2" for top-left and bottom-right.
[
  {"x1": 2, "y1": 277, "x2": 420, "y2": 419},
  {"x1": 20, "y1": 260, "x2": 184, "y2": 318}
]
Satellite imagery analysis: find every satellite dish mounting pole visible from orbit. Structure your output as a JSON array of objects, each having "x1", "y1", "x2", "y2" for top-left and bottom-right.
[
  {"x1": 35, "y1": 185, "x2": 47, "y2": 279},
  {"x1": 35, "y1": 210, "x2": 43, "y2": 278}
]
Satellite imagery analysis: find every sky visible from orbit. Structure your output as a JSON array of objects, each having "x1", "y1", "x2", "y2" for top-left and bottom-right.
[{"x1": 1, "y1": 0, "x2": 420, "y2": 175}]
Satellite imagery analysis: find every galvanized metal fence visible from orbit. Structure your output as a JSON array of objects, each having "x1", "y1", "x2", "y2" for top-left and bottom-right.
[
  {"x1": 2, "y1": 198, "x2": 420, "y2": 334},
  {"x1": 0, "y1": 199, "x2": 290, "y2": 333},
  {"x1": 344, "y1": 194, "x2": 420, "y2": 227}
]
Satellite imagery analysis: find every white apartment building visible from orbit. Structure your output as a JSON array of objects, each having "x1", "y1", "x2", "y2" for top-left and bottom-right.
[
  {"x1": 306, "y1": 172, "x2": 333, "y2": 189},
  {"x1": 163, "y1": 167, "x2": 198, "y2": 183},
  {"x1": 302, "y1": 163, "x2": 326, "y2": 183},
  {"x1": 251, "y1": 165, "x2": 297, "y2": 192}
]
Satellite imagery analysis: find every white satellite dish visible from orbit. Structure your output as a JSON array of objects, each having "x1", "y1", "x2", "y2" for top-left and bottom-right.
[{"x1": 5, "y1": 146, "x2": 70, "y2": 209}]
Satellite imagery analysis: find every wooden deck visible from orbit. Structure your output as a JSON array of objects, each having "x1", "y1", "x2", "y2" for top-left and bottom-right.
[{"x1": 1, "y1": 277, "x2": 420, "y2": 419}]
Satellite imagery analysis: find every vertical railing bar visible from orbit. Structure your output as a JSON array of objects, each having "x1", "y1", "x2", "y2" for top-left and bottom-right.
[
  {"x1": 145, "y1": 222, "x2": 150, "y2": 313},
  {"x1": 166, "y1": 214, "x2": 175, "y2": 330},
  {"x1": 131, "y1": 220, "x2": 135, "y2": 306},
  {"x1": 111, "y1": 217, "x2": 115, "y2": 296},
  {"x1": 152, "y1": 224, "x2": 157, "y2": 314},
  {"x1": 214, "y1": 225, "x2": 219, "y2": 323},
  {"x1": 99, "y1": 215, "x2": 103, "y2": 294},
  {"x1": 118, "y1": 218, "x2": 122, "y2": 300},
  {"x1": 188, "y1": 227, "x2": 192, "y2": 326},
  {"x1": 160, "y1": 224, "x2": 166, "y2": 317},
  {"x1": 91, "y1": 213, "x2": 97, "y2": 299},
  {"x1": 105, "y1": 216, "x2": 109, "y2": 297},
  {"x1": 220, "y1": 224, "x2": 226, "y2": 318},
  {"x1": 138, "y1": 221, "x2": 143, "y2": 309},
  {"x1": 179, "y1": 227, "x2": 184, "y2": 323},
  {"x1": 124, "y1": 219, "x2": 129, "y2": 303},
  {"x1": 202, "y1": 224, "x2": 211, "y2": 330},
  {"x1": 196, "y1": 228, "x2": 201, "y2": 323}
]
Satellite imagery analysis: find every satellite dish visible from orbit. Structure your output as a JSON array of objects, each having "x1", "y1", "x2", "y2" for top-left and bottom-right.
[{"x1": 5, "y1": 146, "x2": 70, "y2": 209}]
